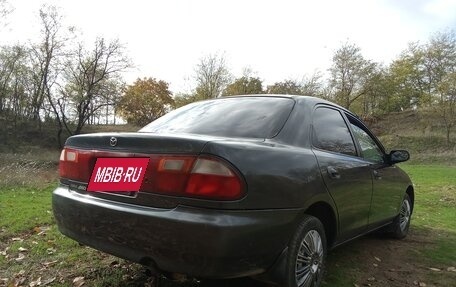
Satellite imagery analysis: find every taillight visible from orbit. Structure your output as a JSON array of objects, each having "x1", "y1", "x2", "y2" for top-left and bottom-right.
[
  {"x1": 142, "y1": 155, "x2": 245, "y2": 200},
  {"x1": 185, "y1": 158, "x2": 242, "y2": 199},
  {"x1": 59, "y1": 148, "x2": 95, "y2": 182},
  {"x1": 59, "y1": 148, "x2": 245, "y2": 201}
]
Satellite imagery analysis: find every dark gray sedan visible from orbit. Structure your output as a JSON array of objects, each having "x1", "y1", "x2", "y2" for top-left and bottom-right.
[{"x1": 53, "y1": 95, "x2": 413, "y2": 287}]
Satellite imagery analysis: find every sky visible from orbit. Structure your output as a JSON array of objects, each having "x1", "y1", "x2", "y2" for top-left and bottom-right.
[{"x1": 2, "y1": 0, "x2": 456, "y2": 93}]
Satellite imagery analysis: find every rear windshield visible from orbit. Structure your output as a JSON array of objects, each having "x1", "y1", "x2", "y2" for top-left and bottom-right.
[{"x1": 140, "y1": 97, "x2": 295, "y2": 138}]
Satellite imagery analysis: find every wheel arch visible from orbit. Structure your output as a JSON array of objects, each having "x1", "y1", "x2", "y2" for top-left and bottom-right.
[
  {"x1": 406, "y1": 185, "x2": 415, "y2": 213},
  {"x1": 303, "y1": 201, "x2": 338, "y2": 248}
]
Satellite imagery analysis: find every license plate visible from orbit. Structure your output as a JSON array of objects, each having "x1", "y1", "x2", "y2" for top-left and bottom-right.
[{"x1": 87, "y1": 158, "x2": 150, "y2": 192}]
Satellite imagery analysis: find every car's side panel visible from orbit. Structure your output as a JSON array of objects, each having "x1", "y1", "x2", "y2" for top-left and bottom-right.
[
  {"x1": 369, "y1": 164, "x2": 412, "y2": 228},
  {"x1": 312, "y1": 150, "x2": 373, "y2": 241},
  {"x1": 202, "y1": 141, "x2": 333, "y2": 210}
]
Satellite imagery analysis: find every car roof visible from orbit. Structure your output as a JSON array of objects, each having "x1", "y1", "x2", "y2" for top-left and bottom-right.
[{"x1": 221, "y1": 94, "x2": 357, "y2": 118}]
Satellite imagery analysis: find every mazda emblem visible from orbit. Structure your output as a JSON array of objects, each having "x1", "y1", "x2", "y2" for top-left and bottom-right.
[{"x1": 110, "y1": 137, "x2": 118, "y2": 147}]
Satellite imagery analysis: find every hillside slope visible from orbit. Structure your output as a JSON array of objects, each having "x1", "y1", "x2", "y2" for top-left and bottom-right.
[{"x1": 368, "y1": 110, "x2": 456, "y2": 165}]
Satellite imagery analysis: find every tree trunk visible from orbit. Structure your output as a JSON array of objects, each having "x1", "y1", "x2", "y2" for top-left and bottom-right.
[{"x1": 447, "y1": 127, "x2": 451, "y2": 145}]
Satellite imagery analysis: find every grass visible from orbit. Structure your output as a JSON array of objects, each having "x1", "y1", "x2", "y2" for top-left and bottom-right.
[
  {"x1": 0, "y1": 187, "x2": 55, "y2": 239},
  {"x1": 403, "y1": 165, "x2": 456, "y2": 231},
  {"x1": 1, "y1": 148, "x2": 455, "y2": 286}
]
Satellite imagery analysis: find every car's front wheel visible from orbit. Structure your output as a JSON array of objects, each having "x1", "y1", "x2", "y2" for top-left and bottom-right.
[
  {"x1": 284, "y1": 216, "x2": 327, "y2": 287},
  {"x1": 390, "y1": 193, "x2": 412, "y2": 239}
]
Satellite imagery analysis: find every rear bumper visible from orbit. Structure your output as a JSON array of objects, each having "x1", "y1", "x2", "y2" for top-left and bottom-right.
[{"x1": 52, "y1": 186, "x2": 300, "y2": 278}]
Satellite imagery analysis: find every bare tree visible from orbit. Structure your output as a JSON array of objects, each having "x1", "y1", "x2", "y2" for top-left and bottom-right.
[
  {"x1": 28, "y1": 5, "x2": 66, "y2": 123},
  {"x1": 61, "y1": 38, "x2": 131, "y2": 135},
  {"x1": 0, "y1": 45, "x2": 26, "y2": 114},
  {"x1": 194, "y1": 53, "x2": 231, "y2": 99},
  {"x1": 26, "y1": 5, "x2": 72, "y2": 147},
  {"x1": 329, "y1": 43, "x2": 376, "y2": 109},
  {"x1": 301, "y1": 72, "x2": 323, "y2": 97},
  {"x1": 0, "y1": 0, "x2": 13, "y2": 27},
  {"x1": 437, "y1": 72, "x2": 456, "y2": 144}
]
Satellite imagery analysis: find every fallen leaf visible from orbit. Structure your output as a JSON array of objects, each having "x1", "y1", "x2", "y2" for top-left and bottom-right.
[
  {"x1": 447, "y1": 266, "x2": 456, "y2": 272},
  {"x1": 9, "y1": 276, "x2": 26, "y2": 286},
  {"x1": 73, "y1": 276, "x2": 85, "y2": 287},
  {"x1": 354, "y1": 284, "x2": 360, "y2": 287},
  {"x1": 15, "y1": 270, "x2": 26, "y2": 276},
  {"x1": 46, "y1": 248, "x2": 56, "y2": 255},
  {"x1": 429, "y1": 267, "x2": 441, "y2": 272},
  {"x1": 18, "y1": 247, "x2": 28, "y2": 252},
  {"x1": 374, "y1": 256, "x2": 381, "y2": 262},
  {"x1": 367, "y1": 276, "x2": 376, "y2": 281},
  {"x1": 11, "y1": 237, "x2": 23, "y2": 242},
  {"x1": 29, "y1": 277, "x2": 42, "y2": 287},
  {"x1": 373, "y1": 263, "x2": 378, "y2": 267},
  {"x1": 419, "y1": 282, "x2": 426, "y2": 287},
  {"x1": 15, "y1": 253, "x2": 25, "y2": 262},
  {"x1": 42, "y1": 260, "x2": 58, "y2": 267},
  {"x1": 41, "y1": 277, "x2": 56, "y2": 286}
]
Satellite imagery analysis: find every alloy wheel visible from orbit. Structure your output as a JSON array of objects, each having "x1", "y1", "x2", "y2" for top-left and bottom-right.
[
  {"x1": 399, "y1": 199, "x2": 411, "y2": 231},
  {"x1": 295, "y1": 230, "x2": 324, "y2": 287}
]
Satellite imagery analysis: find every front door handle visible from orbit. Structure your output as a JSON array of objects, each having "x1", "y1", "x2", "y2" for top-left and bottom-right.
[
  {"x1": 373, "y1": 170, "x2": 382, "y2": 179},
  {"x1": 327, "y1": 166, "x2": 341, "y2": 179}
]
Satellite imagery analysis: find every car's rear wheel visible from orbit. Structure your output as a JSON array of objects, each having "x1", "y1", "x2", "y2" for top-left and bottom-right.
[
  {"x1": 390, "y1": 193, "x2": 412, "y2": 239},
  {"x1": 284, "y1": 216, "x2": 327, "y2": 287}
]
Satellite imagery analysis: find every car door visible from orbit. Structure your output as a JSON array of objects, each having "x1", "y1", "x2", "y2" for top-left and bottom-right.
[
  {"x1": 346, "y1": 115, "x2": 403, "y2": 228},
  {"x1": 311, "y1": 106, "x2": 373, "y2": 242}
]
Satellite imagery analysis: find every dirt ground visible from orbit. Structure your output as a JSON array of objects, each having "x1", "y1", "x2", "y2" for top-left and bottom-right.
[
  {"x1": 1, "y1": 227, "x2": 455, "y2": 287},
  {"x1": 323, "y1": 228, "x2": 456, "y2": 287},
  {"x1": 103, "y1": 227, "x2": 456, "y2": 287}
]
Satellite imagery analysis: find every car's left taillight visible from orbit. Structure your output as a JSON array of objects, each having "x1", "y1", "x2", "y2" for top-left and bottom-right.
[{"x1": 59, "y1": 148, "x2": 94, "y2": 182}]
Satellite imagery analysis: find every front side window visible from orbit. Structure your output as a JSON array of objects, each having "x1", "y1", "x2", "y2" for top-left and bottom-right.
[
  {"x1": 312, "y1": 107, "x2": 356, "y2": 156},
  {"x1": 350, "y1": 123, "x2": 384, "y2": 163}
]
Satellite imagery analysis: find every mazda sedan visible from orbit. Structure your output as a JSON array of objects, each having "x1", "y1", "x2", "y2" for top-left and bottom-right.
[{"x1": 53, "y1": 95, "x2": 413, "y2": 287}]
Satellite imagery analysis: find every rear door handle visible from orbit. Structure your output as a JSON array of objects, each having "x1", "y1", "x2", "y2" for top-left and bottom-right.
[{"x1": 327, "y1": 166, "x2": 340, "y2": 179}]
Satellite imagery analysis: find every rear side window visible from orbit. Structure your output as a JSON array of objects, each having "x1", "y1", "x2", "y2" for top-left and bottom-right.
[
  {"x1": 312, "y1": 107, "x2": 356, "y2": 156},
  {"x1": 140, "y1": 97, "x2": 295, "y2": 138}
]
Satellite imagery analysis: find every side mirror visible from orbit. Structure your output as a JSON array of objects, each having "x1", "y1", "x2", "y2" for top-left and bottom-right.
[{"x1": 389, "y1": 150, "x2": 410, "y2": 164}]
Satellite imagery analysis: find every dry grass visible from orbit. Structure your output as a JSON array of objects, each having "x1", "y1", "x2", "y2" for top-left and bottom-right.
[{"x1": 0, "y1": 149, "x2": 59, "y2": 189}]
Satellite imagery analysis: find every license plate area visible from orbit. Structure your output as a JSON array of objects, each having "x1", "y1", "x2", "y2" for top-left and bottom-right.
[{"x1": 87, "y1": 158, "x2": 150, "y2": 192}]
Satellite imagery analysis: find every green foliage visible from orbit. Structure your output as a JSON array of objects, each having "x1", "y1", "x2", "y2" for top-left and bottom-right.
[
  {"x1": 117, "y1": 78, "x2": 174, "y2": 126},
  {"x1": 172, "y1": 93, "x2": 199, "y2": 108},
  {"x1": 328, "y1": 42, "x2": 377, "y2": 110},
  {"x1": 223, "y1": 76, "x2": 263, "y2": 96},
  {"x1": 266, "y1": 79, "x2": 304, "y2": 95}
]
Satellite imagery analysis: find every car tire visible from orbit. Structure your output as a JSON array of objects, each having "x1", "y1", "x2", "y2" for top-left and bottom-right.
[
  {"x1": 389, "y1": 193, "x2": 412, "y2": 239},
  {"x1": 284, "y1": 215, "x2": 327, "y2": 287}
]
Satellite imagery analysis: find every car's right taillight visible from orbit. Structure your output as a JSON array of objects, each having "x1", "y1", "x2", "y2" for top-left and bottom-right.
[
  {"x1": 185, "y1": 157, "x2": 243, "y2": 200},
  {"x1": 143, "y1": 155, "x2": 245, "y2": 200}
]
